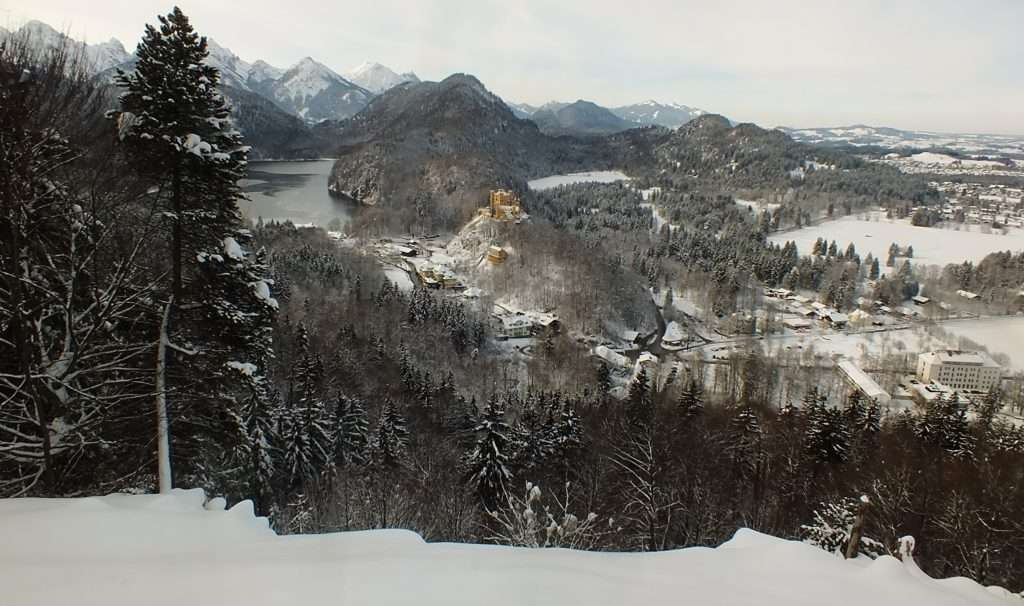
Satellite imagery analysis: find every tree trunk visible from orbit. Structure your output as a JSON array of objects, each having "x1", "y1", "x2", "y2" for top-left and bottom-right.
[
  {"x1": 171, "y1": 165, "x2": 183, "y2": 301},
  {"x1": 845, "y1": 497, "x2": 871, "y2": 559},
  {"x1": 155, "y1": 297, "x2": 174, "y2": 493}
]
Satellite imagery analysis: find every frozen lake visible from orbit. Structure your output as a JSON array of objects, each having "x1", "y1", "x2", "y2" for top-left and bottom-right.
[
  {"x1": 527, "y1": 170, "x2": 631, "y2": 191},
  {"x1": 240, "y1": 159, "x2": 355, "y2": 228},
  {"x1": 769, "y1": 213, "x2": 1024, "y2": 272}
]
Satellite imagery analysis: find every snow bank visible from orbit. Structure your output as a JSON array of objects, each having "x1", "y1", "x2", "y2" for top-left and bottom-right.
[{"x1": 0, "y1": 490, "x2": 1016, "y2": 606}]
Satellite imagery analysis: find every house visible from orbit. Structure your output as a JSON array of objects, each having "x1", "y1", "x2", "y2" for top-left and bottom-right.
[
  {"x1": 912, "y1": 295, "x2": 930, "y2": 306},
  {"x1": 593, "y1": 345, "x2": 630, "y2": 369},
  {"x1": 783, "y1": 318, "x2": 813, "y2": 330},
  {"x1": 396, "y1": 245, "x2": 417, "y2": 257},
  {"x1": 823, "y1": 311, "x2": 848, "y2": 328},
  {"x1": 501, "y1": 315, "x2": 533, "y2": 339},
  {"x1": 634, "y1": 352, "x2": 659, "y2": 375},
  {"x1": 486, "y1": 245, "x2": 508, "y2": 264},
  {"x1": 529, "y1": 312, "x2": 561, "y2": 335},
  {"x1": 957, "y1": 290, "x2": 980, "y2": 300}
]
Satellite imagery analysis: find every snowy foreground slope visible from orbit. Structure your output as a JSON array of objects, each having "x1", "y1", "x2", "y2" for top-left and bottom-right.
[{"x1": 0, "y1": 490, "x2": 1017, "y2": 606}]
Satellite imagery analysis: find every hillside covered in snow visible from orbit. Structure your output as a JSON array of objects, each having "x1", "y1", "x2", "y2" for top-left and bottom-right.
[{"x1": 0, "y1": 490, "x2": 1017, "y2": 606}]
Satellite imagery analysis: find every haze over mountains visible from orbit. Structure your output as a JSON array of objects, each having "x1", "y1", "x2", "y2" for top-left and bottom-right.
[
  {"x1": 4, "y1": 20, "x2": 720, "y2": 140},
  {"x1": 8, "y1": 18, "x2": 1019, "y2": 160}
]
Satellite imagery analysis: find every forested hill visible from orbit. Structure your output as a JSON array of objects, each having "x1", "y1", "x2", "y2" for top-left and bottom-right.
[
  {"x1": 327, "y1": 74, "x2": 625, "y2": 231},
  {"x1": 644, "y1": 115, "x2": 939, "y2": 205},
  {"x1": 327, "y1": 94, "x2": 937, "y2": 232}
]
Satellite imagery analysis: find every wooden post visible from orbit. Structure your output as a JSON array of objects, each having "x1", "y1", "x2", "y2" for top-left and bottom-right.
[{"x1": 845, "y1": 495, "x2": 871, "y2": 559}]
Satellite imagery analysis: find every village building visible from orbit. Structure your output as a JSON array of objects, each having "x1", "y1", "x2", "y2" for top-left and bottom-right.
[
  {"x1": 783, "y1": 318, "x2": 813, "y2": 330},
  {"x1": 501, "y1": 315, "x2": 533, "y2": 339},
  {"x1": 486, "y1": 245, "x2": 508, "y2": 264},
  {"x1": 916, "y1": 350, "x2": 1002, "y2": 392},
  {"x1": 957, "y1": 290, "x2": 980, "y2": 300},
  {"x1": 911, "y1": 295, "x2": 930, "y2": 306},
  {"x1": 823, "y1": 311, "x2": 848, "y2": 328},
  {"x1": 593, "y1": 345, "x2": 630, "y2": 369},
  {"x1": 836, "y1": 359, "x2": 890, "y2": 404},
  {"x1": 662, "y1": 321, "x2": 686, "y2": 348}
]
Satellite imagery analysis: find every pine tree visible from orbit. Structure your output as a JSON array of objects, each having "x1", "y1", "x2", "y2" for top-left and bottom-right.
[
  {"x1": 372, "y1": 399, "x2": 409, "y2": 471},
  {"x1": 802, "y1": 498, "x2": 884, "y2": 558},
  {"x1": 729, "y1": 406, "x2": 762, "y2": 477},
  {"x1": 111, "y1": 7, "x2": 265, "y2": 491},
  {"x1": 465, "y1": 397, "x2": 513, "y2": 511},
  {"x1": 627, "y1": 366, "x2": 652, "y2": 425},
  {"x1": 333, "y1": 396, "x2": 369, "y2": 468},
  {"x1": 678, "y1": 377, "x2": 704, "y2": 419},
  {"x1": 805, "y1": 400, "x2": 851, "y2": 465},
  {"x1": 596, "y1": 362, "x2": 612, "y2": 401}
]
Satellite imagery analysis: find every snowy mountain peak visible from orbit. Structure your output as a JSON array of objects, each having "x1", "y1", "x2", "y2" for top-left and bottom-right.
[
  {"x1": 12, "y1": 20, "x2": 132, "y2": 73},
  {"x1": 248, "y1": 59, "x2": 284, "y2": 84},
  {"x1": 345, "y1": 61, "x2": 419, "y2": 94},
  {"x1": 204, "y1": 39, "x2": 251, "y2": 89}
]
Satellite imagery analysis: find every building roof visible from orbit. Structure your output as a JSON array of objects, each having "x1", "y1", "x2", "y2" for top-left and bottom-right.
[
  {"x1": 663, "y1": 321, "x2": 686, "y2": 343},
  {"x1": 836, "y1": 359, "x2": 890, "y2": 402},
  {"x1": 502, "y1": 316, "x2": 532, "y2": 330},
  {"x1": 593, "y1": 345, "x2": 629, "y2": 368},
  {"x1": 919, "y1": 350, "x2": 1000, "y2": 368}
]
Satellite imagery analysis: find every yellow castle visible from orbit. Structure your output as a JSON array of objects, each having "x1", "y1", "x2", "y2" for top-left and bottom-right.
[{"x1": 480, "y1": 189, "x2": 522, "y2": 220}]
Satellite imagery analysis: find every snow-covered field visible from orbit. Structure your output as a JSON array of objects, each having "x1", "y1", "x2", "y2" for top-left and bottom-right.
[
  {"x1": 527, "y1": 170, "x2": 630, "y2": 191},
  {"x1": 940, "y1": 316, "x2": 1024, "y2": 372},
  {"x1": 1, "y1": 489, "x2": 1016, "y2": 606},
  {"x1": 383, "y1": 266, "x2": 415, "y2": 292},
  {"x1": 770, "y1": 213, "x2": 1024, "y2": 271}
]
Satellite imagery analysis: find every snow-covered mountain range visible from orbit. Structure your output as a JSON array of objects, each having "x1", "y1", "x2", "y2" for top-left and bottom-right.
[
  {"x1": 779, "y1": 125, "x2": 1024, "y2": 157},
  {"x1": 6, "y1": 20, "x2": 415, "y2": 125},
  {"x1": 612, "y1": 100, "x2": 709, "y2": 128},
  {"x1": 512, "y1": 98, "x2": 716, "y2": 131},
  {"x1": 4, "y1": 20, "x2": 132, "y2": 72}
]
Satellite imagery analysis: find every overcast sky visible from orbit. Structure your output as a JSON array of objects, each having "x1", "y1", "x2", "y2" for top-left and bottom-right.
[{"x1": 4, "y1": 0, "x2": 1022, "y2": 135}]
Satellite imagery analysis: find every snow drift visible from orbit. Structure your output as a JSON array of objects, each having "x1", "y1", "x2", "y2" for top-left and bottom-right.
[{"x1": 0, "y1": 489, "x2": 1017, "y2": 605}]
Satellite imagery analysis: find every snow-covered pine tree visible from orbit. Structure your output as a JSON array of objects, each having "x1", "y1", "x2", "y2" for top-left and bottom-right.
[
  {"x1": 729, "y1": 405, "x2": 762, "y2": 477},
  {"x1": 802, "y1": 497, "x2": 885, "y2": 559},
  {"x1": 333, "y1": 396, "x2": 369, "y2": 468},
  {"x1": 465, "y1": 397, "x2": 513, "y2": 511},
  {"x1": 805, "y1": 398, "x2": 851, "y2": 465},
  {"x1": 111, "y1": 7, "x2": 267, "y2": 491},
  {"x1": 371, "y1": 399, "x2": 409, "y2": 471}
]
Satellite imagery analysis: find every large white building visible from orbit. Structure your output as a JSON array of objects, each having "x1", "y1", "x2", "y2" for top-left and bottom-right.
[{"x1": 916, "y1": 350, "x2": 1002, "y2": 392}]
